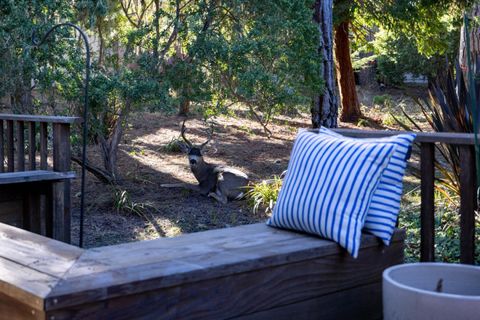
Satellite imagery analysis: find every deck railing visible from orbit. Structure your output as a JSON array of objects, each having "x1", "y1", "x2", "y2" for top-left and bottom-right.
[
  {"x1": 0, "y1": 114, "x2": 81, "y2": 243},
  {"x1": 331, "y1": 129, "x2": 477, "y2": 264},
  {"x1": 0, "y1": 114, "x2": 81, "y2": 173}
]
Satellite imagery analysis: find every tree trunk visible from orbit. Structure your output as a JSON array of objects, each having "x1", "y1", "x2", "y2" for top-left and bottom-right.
[
  {"x1": 178, "y1": 98, "x2": 190, "y2": 116},
  {"x1": 459, "y1": 4, "x2": 480, "y2": 72},
  {"x1": 335, "y1": 20, "x2": 361, "y2": 122},
  {"x1": 312, "y1": 0, "x2": 338, "y2": 128}
]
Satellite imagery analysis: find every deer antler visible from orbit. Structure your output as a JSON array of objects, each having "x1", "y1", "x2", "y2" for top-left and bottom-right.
[
  {"x1": 180, "y1": 119, "x2": 193, "y2": 147},
  {"x1": 200, "y1": 121, "x2": 213, "y2": 149}
]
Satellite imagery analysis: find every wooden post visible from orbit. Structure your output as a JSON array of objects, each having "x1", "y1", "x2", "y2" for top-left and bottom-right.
[
  {"x1": 29, "y1": 122, "x2": 36, "y2": 170},
  {"x1": 0, "y1": 120, "x2": 4, "y2": 173},
  {"x1": 6, "y1": 120, "x2": 14, "y2": 172},
  {"x1": 420, "y1": 143, "x2": 435, "y2": 262},
  {"x1": 16, "y1": 121, "x2": 25, "y2": 171},
  {"x1": 459, "y1": 145, "x2": 476, "y2": 264},
  {"x1": 52, "y1": 123, "x2": 72, "y2": 243},
  {"x1": 40, "y1": 122, "x2": 48, "y2": 170}
]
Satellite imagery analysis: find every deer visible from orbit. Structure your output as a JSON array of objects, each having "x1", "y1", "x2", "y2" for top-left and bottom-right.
[{"x1": 160, "y1": 120, "x2": 249, "y2": 204}]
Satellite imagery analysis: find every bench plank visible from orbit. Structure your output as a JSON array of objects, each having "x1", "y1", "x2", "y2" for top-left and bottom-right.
[
  {"x1": 47, "y1": 224, "x2": 404, "y2": 310},
  {"x1": 0, "y1": 170, "x2": 76, "y2": 185},
  {"x1": 46, "y1": 241, "x2": 402, "y2": 319},
  {"x1": 0, "y1": 114, "x2": 82, "y2": 124}
]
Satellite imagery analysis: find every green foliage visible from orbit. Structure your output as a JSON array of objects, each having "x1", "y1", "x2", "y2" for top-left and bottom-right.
[
  {"x1": 0, "y1": 0, "x2": 82, "y2": 113},
  {"x1": 112, "y1": 187, "x2": 154, "y2": 218},
  {"x1": 245, "y1": 176, "x2": 283, "y2": 215},
  {"x1": 372, "y1": 94, "x2": 392, "y2": 106}
]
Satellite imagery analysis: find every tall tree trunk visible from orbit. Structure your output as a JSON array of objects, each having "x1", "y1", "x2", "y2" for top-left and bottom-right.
[
  {"x1": 459, "y1": 4, "x2": 480, "y2": 72},
  {"x1": 311, "y1": 0, "x2": 338, "y2": 128},
  {"x1": 335, "y1": 20, "x2": 361, "y2": 122}
]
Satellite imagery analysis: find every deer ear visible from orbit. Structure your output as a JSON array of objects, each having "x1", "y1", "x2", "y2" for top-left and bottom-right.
[{"x1": 177, "y1": 141, "x2": 190, "y2": 153}]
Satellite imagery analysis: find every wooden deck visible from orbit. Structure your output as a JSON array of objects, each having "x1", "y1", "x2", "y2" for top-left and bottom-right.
[{"x1": 0, "y1": 222, "x2": 404, "y2": 320}]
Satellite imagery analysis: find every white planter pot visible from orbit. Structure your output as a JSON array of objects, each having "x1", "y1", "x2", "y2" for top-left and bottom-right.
[{"x1": 383, "y1": 263, "x2": 480, "y2": 320}]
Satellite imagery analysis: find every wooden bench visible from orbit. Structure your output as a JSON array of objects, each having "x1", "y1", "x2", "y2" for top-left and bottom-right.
[
  {"x1": 0, "y1": 171, "x2": 75, "y2": 241},
  {"x1": 0, "y1": 222, "x2": 404, "y2": 320},
  {"x1": 0, "y1": 114, "x2": 81, "y2": 244}
]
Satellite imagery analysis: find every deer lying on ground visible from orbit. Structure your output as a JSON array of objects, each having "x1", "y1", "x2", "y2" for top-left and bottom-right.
[{"x1": 160, "y1": 120, "x2": 249, "y2": 204}]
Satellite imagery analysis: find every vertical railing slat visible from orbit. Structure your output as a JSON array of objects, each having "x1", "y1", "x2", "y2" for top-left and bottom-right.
[
  {"x1": 420, "y1": 142, "x2": 435, "y2": 262},
  {"x1": 16, "y1": 121, "x2": 25, "y2": 171},
  {"x1": 52, "y1": 123, "x2": 71, "y2": 243},
  {"x1": 459, "y1": 145, "x2": 476, "y2": 264},
  {"x1": 29, "y1": 122, "x2": 36, "y2": 170},
  {"x1": 6, "y1": 120, "x2": 14, "y2": 172},
  {"x1": 0, "y1": 120, "x2": 4, "y2": 173},
  {"x1": 40, "y1": 122, "x2": 48, "y2": 170}
]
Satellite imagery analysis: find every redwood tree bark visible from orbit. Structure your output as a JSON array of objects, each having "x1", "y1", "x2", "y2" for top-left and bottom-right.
[
  {"x1": 335, "y1": 20, "x2": 362, "y2": 122},
  {"x1": 311, "y1": 0, "x2": 338, "y2": 128}
]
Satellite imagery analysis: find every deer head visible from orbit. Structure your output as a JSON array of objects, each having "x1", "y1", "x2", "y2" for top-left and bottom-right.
[{"x1": 178, "y1": 120, "x2": 212, "y2": 168}]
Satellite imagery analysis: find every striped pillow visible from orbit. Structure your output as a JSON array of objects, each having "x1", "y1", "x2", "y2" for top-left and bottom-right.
[
  {"x1": 267, "y1": 130, "x2": 397, "y2": 258},
  {"x1": 317, "y1": 127, "x2": 416, "y2": 245}
]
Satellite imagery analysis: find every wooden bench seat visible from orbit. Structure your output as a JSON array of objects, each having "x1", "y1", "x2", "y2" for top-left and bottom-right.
[
  {"x1": 0, "y1": 222, "x2": 404, "y2": 320},
  {"x1": 0, "y1": 170, "x2": 75, "y2": 184},
  {"x1": 0, "y1": 170, "x2": 76, "y2": 242}
]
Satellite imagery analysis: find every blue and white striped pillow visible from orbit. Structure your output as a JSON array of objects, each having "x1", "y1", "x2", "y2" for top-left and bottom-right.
[
  {"x1": 267, "y1": 130, "x2": 397, "y2": 258},
  {"x1": 318, "y1": 127, "x2": 416, "y2": 245}
]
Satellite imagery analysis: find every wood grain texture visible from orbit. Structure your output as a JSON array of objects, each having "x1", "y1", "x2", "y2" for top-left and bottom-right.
[
  {"x1": 0, "y1": 114, "x2": 82, "y2": 124},
  {"x1": 29, "y1": 122, "x2": 36, "y2": 170},
  {"x1": 16, "y1": 120, "x2": 25, "y2": 171},
  {"x1": 46, "y1": 224, "x2": 404, "y2": 310},
  {"x1": 6, "y1": 120, "x2": 13, "y2": 172},
  {"x1": 40, "y1": 123, "x2": 48, "y2": 170},
  {"x1": 0, "y1": 120, "x2": 4, "y2": 173},
  {"x1": 0, "y1": 170, "x2": 75, "y2": 184},
  {"x1": 234, "y1": 282, "x2": 383, "y2": 320},
  {"x1": 459, "y1": 145, "x2": 477, "y2": 264},
  {"x1": 420, "y1": 142, "x2": 435, "y2": 262},
  {"x1": 319, "y1": 128, "x2": 477, "y2": 145},
  {"x1": 46, "y1": 241, "x2": 402, "y2": 319},
  {"x1": 53, "y1": 123, "x2": 71, "y2": 243},
  {"x1": 0, "y1": 291, "x2": 45, "y2": 320}
]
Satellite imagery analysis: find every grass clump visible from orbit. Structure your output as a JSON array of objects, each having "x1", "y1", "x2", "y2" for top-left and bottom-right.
[
  {"x1": 373, "y1": 94, "x2": 392, "y2": 107},
  {"x1": 245, "y1": 176, "x2": 283, "y2": 215}
]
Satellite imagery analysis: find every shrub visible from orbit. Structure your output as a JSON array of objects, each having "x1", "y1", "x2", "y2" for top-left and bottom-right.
[{"x1": 245, "y1": 176, "x2": 283, "y2": 215}]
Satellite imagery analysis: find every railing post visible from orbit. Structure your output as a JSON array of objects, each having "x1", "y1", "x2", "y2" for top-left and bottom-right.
[
  {"x1": 420, "y1": 142, "x2": 435, "y2": 262},
  {"x1": 0, "y1": 120, "x2": 4, "y2": 173},
  {"x1": 6, "y1": 120, "x2": 14, "y2": 172},
  {"x1": 29, "y1": 122, "x2": 36, "y2": 170},
  {"x1": 459, "y1": 145, "x2": 476, "y2": 264},
  {"x1": 40, "y1": 123, "x2": 48, "y2": 170},
  {"x1": 53, "y1": 123, "x2": 72, "y2": 243},
  {"x1": 16, "y1": 121, "x2": 25, "y2": 171}
]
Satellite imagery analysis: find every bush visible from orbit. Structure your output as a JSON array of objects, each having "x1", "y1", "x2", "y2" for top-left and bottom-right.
[{"x1": 246, "y1": 176, "x2": 283, "y2": 215}]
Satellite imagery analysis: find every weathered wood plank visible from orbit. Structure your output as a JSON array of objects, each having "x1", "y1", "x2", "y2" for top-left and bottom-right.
[
  {"x1": 46, "y1": 241, "x2": 403, "y2": 319},
  {"x1": 40, "y1": 123, "x2": 48, "y2": 170},
  {"x1": 459, "y1": 145, "x2": 476, "y2": 264},
  {"x1": 0, "y1": 257, "x2": 58, "y2": 310},
  {"x1": 29, "y1": 122, "x2": 36, "y2": 170},
  {"x1": 47, "y1": 224, "x2": 404, "y2": 310},
  {"x1": 16, "y1": 120, "x2": 25, "y2": 171},
  {"x1": 0, "y1": 291, "x2": 45, "y2": 320},
  {"x1": 53, "y1": 123, "x2": 71, "y2": 243},
  {"x1": 324, "y1": 128, "x2": 477, "y2": 145},
  {"x1": 0, "y1": 223, "x2": 83, "y2": 277},
  {"x1": 0, "y1": 114, "x2": 82, "y2": 124},
  {"x1": 6, "y1": 120, "x2": 14, "y2": 172},
  {"x1": 0, "y1": 120, "x2": 4, "y2": 173},
  {"x1": 420, "y1": 142, "x2": 435, "y2": 262},
  {"x1": 0, "y1": 170, "x2": 75, "y2": 185},
  {"x1": 234, "y1": 282, "x2": 382, "y2": 320}
]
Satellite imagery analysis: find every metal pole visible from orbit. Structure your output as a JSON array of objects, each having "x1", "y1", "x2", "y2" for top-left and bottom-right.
[{"x1": 33, "y1": 23, "x2": 89, "y2": 248}]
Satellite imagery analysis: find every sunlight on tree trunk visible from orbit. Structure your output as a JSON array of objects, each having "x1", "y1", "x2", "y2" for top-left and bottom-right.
[
  {"x1": 335, "y1": 21, "x2": 361, "y2": 123},
  {"x1": 312, "y1": 0, "x2": 338, "y2": 128},
  {"x1": 459, "y1": 4, "x2": 480, "y2": 72}
]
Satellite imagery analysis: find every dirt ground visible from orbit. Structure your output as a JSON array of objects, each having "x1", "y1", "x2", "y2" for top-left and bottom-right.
[{"x1": 69, "y1": 85, "x2": 428, "y2": 248}]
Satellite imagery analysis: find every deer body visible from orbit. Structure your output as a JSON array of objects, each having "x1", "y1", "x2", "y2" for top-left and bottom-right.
[{"x1": 161, "y1": 120, "x2": 249, "y2": 204}]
